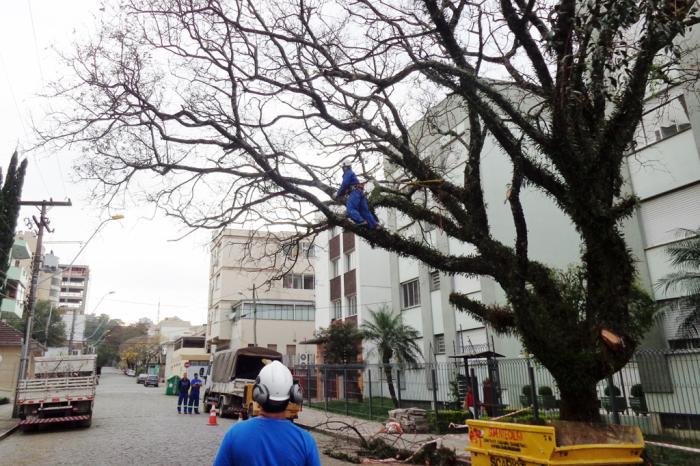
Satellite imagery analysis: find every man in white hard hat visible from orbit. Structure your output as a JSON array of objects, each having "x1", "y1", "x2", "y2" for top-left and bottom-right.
[{"x1": 213, "y1": 361, "x2": 321, "y2": 466}]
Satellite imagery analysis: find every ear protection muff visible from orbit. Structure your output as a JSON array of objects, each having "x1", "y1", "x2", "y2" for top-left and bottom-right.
[
  {"x1": 253, "y1": 376, "x2": 270, "y2": 405},
  {"x1": 253, "y1": 377, "x2": 304, "y2": 405},
  {"x1": 290, "y1": 382, "x2": 303, "y2": 404}
]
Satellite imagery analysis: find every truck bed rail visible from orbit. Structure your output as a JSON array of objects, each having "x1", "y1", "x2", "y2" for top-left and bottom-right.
[{"x1": 17, "y1": 376, "x2": 96, "y2": 403}]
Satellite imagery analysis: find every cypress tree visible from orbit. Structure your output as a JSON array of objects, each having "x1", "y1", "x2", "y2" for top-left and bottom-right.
[{"x1": 0, "y1": 152, "x2": 29, "y2": 301}]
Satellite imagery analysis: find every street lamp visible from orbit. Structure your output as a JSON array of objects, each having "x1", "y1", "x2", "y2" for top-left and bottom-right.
[
  {"x1": 84, "y1": 291, "x2": 116, "y2": 341},
  {"x1": 67, "y1": 214, "x2": 125, "y2": 353}
]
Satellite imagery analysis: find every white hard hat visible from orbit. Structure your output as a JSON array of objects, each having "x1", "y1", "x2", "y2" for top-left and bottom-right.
[{"x1": 257, "y1": 360, "x2": 294, "y2": 402}]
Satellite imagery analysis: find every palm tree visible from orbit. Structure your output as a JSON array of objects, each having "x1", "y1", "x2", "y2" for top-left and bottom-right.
[
  {"x1": 361, "y1": 307, "x2": 422, "y2": 407},
  {"x1": 657, "y1": 227, "x2": 700, "y2": 338}
]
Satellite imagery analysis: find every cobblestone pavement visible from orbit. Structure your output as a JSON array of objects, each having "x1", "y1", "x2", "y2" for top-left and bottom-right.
[{"x1": 1, "y1": 368, "x2": 353, "y2": 466}]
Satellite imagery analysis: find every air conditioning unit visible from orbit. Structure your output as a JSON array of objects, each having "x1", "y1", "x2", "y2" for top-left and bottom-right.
[{"x1": 298, "y1": 353, "x2": 311, "y2": 365}]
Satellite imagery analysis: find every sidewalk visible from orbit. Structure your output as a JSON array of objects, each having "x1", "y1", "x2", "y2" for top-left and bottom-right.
[
  {"x1": 296, "y1": 406, "x2": 470, "y2": 461},
  {"x1": 0, "y1": 401, "x2": 19, "y2": 440}
]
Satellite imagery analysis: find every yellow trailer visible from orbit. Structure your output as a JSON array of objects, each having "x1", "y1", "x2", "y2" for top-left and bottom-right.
[
  {"x1": 243, "y1": 383, "x2": 301, "y2": 421},
  {"x1": 467, "y1": 419, "x2": 644, "y2": 465}
]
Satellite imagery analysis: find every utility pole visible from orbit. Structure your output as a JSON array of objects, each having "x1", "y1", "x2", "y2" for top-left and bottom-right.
[{"x1": 13, "y1": 199, "x2": 71, "y2": 417}]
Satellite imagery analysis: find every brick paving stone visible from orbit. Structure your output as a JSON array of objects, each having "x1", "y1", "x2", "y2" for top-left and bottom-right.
[{"x1": 0, "y1": 367, "x2": 354, "y2": 466}]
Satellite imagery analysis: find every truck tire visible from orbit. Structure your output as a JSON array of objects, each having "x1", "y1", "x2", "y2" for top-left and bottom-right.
[
  {"x1": 204, "y1": 393, "x2": 212, "y2": 413},
  {"x1": 20, "y1": 424, "x2": 35, "y2": 433}
]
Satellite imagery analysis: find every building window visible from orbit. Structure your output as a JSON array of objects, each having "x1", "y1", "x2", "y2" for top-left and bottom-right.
[
  {"x1": 330, "y1": 259, "x2": 339, "y2": 278},
  {"x1": 282, "y1": 242, "x2": 315, "y2": 259},
  {"x1": 634, "y1": 95, "x2": 691, "y2": 150},
  {"x1": 429, "y1": 271, "x2": 440, "y2": 291},
  {"x1": 434, "y1": 334, "x2": 445, "y2": 354},
  {"x1": 400, "y1": 279, "x2": 420, "y2": 309},
  {"x1": 302, "y1": 243, "x2": 315, "y2": 258},
  {"x1": 286, "y1": 344, "x2": 296, "y2": 356},
  {"x1": 248, "y1": 343, "x2": 255, "y2": 347},
  {"x1": 344, "y1": 252, "x2": 354, "y2": 273},
  {"x1": 267, "y1": 344, "x2": 278, "y2": 351},
  {"x1": 346, "y1": 295, "x2": 357, "y2": 316},
  {"x1": 283, "y1": 273, "x2": 315, "y2": 290},
  {"x1": 332, "y1": 300, "x2": 342, "y2": 320},
  {"x1": 214, "y1": 273, "x2": 221, "y2": 290},
  {"x1": 235, "y1": 303, "x2": 315, "y2": 321}
]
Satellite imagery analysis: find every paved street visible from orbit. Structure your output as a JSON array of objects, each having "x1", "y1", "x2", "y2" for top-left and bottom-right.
[{"x1": 1, "y1": 368, "x2": 354, "y2": 465}]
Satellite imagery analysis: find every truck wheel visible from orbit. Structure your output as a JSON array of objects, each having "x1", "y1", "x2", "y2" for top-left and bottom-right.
[
  {"x1": 204, "y1": 400, "x2": 211, "y2": 414},
  {"x1": 20, "y1": 424, "x2": 35, "y2": 433}
]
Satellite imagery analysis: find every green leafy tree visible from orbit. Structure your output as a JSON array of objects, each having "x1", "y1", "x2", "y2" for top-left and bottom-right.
[
  {"x1": 317, "y1": 320, "x2": 363, "y2": 364},
  {"x1": 95, "y1": 320, "x2": 149, "y2": 368},
  {"x1": 43, "y1": 0, "x2": 699, "y2": 421},
  {"x1": 361, "y1": 307, "x2": 422, "y2": 408},
  {"x1": 657, "y1": 228, "x2": 700, "y2": 337},
  {"x1": 0, "y1": 152, "x2": 28, "y2": 302},
  {"x1": 5, "y1": 300, "x2": 66, "y2": 347}
]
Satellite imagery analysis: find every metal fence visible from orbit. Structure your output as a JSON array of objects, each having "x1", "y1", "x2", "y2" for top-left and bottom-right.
[{"x1": 292, "y1": 348, "x2": 700, "y2": 440}]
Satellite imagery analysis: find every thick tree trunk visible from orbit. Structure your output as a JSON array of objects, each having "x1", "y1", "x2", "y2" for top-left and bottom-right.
[
  {"x1": 559, "y1": 378, "x2": 601, "y2": 423},
  {"x1": 384, "y1": 366, "x2": 399, "y2": 408}
]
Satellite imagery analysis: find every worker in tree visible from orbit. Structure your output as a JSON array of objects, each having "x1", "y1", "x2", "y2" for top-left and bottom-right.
[
  {"x1": 177, "y1": 372, "x2": 190, "y2": 414},
  {"x1": 335, "y1": 164, "x2": 380, "y2": 229},
  {"x1": 335, "y1": 162, "x2": 359, "y2": 199},
  {"x1": 188, "y1": 372, "x2": 202, "y2": 414}
]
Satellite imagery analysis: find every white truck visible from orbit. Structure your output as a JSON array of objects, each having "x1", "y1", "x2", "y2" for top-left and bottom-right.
[{"x1": 16, "y1": 354, "x2": 97, "y2": 431}]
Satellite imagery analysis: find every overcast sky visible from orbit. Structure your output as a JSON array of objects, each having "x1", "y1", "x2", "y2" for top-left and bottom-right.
[{"x1": 1, "y1": 1, "x2": 210, "y2": 325}]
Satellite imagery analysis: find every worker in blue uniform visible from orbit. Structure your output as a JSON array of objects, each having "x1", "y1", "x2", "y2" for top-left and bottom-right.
[
  {"x1": 188, "y1": 373, "x2": 203, "y2": 414},
  {"x1": 177, "y1": 372, "x2": 190, "y2": 414},
  {"x1": 335, "y1": 164, "x2": 380, "y2": 229}
]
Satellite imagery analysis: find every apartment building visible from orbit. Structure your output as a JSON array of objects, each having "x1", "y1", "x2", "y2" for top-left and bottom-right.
[
  {"x1": 381, "y1": 76, "x2": 700, "y2": 360},
  {"x1": 313, "y1": 227, "x2": 393, "y2": 360},
  {"x1": 59, "y1": 264, "x2": 90, "y2": 351},
  {"x1": 206, "y1": 229, "x2": 317, "y2": 361},
  {"x1": 36, "y1": 252, "x2": 62, "y2": 306},
  {"x1": 0, "y1": 237, "x2": 32, "y2": 317}
]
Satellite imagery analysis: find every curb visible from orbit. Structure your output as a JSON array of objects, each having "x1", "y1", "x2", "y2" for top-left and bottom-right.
[{"x1": 0, "y1": 423, "x2": 19, "y2": 441}]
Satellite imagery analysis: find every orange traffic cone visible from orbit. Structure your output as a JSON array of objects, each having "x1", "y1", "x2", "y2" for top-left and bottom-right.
[{"x1": 208, "y1": 404, "x2": 218, "y2": 426}]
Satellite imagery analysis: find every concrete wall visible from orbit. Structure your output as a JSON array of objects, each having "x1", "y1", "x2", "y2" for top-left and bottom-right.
[{"x1": 207, "y1": 228, "x2": 317, "y2": 350}]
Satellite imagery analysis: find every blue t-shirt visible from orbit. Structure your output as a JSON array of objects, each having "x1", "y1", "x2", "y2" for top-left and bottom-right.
[{"x1": 213, "y1": 417, "x2": 321, "y2": 466}]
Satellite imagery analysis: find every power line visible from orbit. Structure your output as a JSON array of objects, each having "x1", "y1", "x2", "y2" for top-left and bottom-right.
[
  {"x1": 25, "y1": 0, "x2": 45, "y2": 83},
  {"x1": 0, "y1": 51, "x2": 51, "y2": 196}
]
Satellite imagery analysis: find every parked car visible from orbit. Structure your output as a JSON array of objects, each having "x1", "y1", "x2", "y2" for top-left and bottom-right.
[
  {"x1": 144, "y1": 375, "x2": 159, "y2": 387},
  {"x1": 136, "y1": 373, "x2": 148, "y2": 384},
  {"x1": 126, "y1": 369, "x2": 136, "y2": 377}
]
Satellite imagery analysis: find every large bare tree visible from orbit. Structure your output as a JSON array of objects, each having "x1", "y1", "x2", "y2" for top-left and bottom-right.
[{"x1": 42, "y1": 0, "x2": 698, "y2": 421}]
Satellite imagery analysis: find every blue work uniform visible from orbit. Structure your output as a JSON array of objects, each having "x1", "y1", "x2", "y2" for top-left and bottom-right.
[
  {"x1": 177, "y1": 378, "x2": 190, "y2": 414},
  {"x1": 347, "y1": 188, "x2": 378, "y2": 228},
  {"x1": 188, "y1": 376, "x2": 202, "y2": 414},
  {"x1": 214, "y1": 417, "x2": 322, "y2": 466},
  {"x1": 335, "y1": 168, "x2": 359, "y2": 198}
]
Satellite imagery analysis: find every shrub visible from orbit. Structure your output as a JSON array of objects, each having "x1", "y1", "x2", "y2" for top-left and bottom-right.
[
  {"x1": 0, "y1": 397, "x2": 8, "y2": 405},
  {"x1": 631, "y1": 384, "x2": 644, "y2": 398},
  {"x1": 521, "y1": 385, "x2": 532, "y2": 397},
  {"x1": 538, "y1": 386, "x2": 553, "y2": 396},
  {"x1": 605, "y1": 384, "x2": 621, "y2": 396}
]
